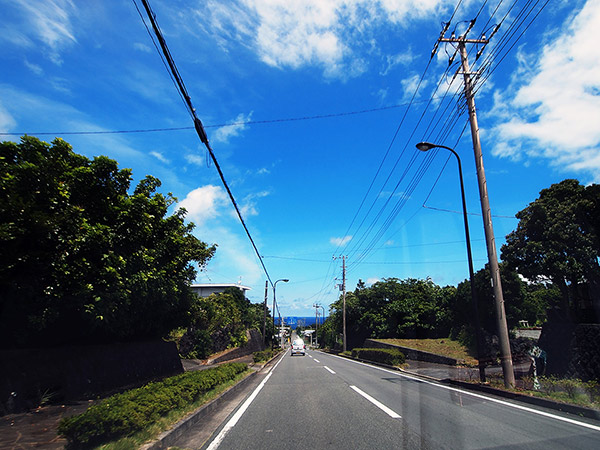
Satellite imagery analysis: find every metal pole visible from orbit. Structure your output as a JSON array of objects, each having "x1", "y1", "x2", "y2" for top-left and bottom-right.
[
  {"x1": 272, "y1": 278, "x2": 289, "y2": 350},
  {"x1": 459, "y1": 41, "x2": 515, "y2": 387},
  {"x1": 314, "y1": 303, "x2": 319, "y2": 347},
  {"x1": 263, "y1": 280, "x2": 268, "y2": 346},
  {"x1": 417, "y1": 142, "x2": 486, "y2": 381}
]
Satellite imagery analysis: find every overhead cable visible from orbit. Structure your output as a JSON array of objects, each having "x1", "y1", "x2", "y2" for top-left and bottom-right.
[{"x1": 136, "y1": 0, "x2": 274, "y2": 287}]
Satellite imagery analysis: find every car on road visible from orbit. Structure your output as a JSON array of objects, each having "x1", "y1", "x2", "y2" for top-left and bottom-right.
[{"x1": 291, "y1": 338, "x2": 306, "y2": 356}]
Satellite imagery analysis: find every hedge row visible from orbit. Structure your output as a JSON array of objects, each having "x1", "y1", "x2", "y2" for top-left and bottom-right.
[
  {"x1": 58, "y1": 362, "x2": 247, "y2": 448},
  {"x1": 253, "y1": 349, "x2": 276, "y2": 363},
  {"x1": 351, "y1": 348, "x2": 405, "y2": 366}
]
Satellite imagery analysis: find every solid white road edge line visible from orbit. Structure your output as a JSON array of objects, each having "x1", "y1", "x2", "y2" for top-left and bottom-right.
[
  {"x1": 205, "y1": 352, "x2": 286, "y2": 450},
  {"x1": 323, "y1": 366, "x2": 336, "y2": 374},
  {"x1": 350, "y1": 385, "x2": 401, "y2": 419},
  {"x1": 324, "y1": 352, "x2": 600, "y2": 432}
]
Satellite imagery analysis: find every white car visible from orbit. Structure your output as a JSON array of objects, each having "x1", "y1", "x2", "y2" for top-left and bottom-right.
[{"x1": 290, "y1": 338, "x2": 306, "y2": 356}]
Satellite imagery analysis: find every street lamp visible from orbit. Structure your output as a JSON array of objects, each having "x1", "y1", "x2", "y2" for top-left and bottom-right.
[
  {"x1": 272, "y1": 278, "x2": 289, "y2": 350},
  {"x1": 318, "y1": 305, "x2": 325, "y2": 348},
  {"x1": 416, "y1": 141, "x2": 486, "y2": 382}
]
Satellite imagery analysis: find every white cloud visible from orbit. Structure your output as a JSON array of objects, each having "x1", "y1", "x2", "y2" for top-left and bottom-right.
[
  {"x1": 150, "y1": 151, "x2": 170, "y2": 164},
  {"x1": 179, "y1": 185, "x2": 229, "y2": 225},
  {"x1": 211, "y1": 112, "x2": 253, "y2": 144},
  {"x1": 133, "y1": 42, "x2": 152, "y2": 53},
  {"x1": 24, "y1": 60, "x2": 44, "y2": 76},
  {"x1": 0, "y1": 102, "x2": 17, "y2": 132},
  {"x1": 238, "y1": 191, "x2": 270, "y2": 218},
  {"x1": 366, "y1": 277, "x2": 380, "y2": 285},
  {"x1": 192, "y1": 0, "x2": 447, "y2": 79},
  {"x1": 400, "y1": 73, "x2": 427, "y2": 101},
  {"x1": 185, "y1": 153, "x2": 205, "y2": 166},
  {"x1": 380, "y1": 50, "x2": 413, "y2": 76},
  {"x1": 330, "y1": 235, "x2": 352, "y2": 246},
  {"x1": 8, "y1": 0, "x2": 78, "y2": 64},
  {"x1": 490, "y1": 0, "x2": 600, "y2": 181}
]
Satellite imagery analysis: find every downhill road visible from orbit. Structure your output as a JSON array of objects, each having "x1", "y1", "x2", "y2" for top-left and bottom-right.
[{"x1": 201, "y1": 349, "x2": 600, "y2": 449}]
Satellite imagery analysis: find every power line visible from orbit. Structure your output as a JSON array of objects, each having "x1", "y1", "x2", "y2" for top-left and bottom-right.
[
  {"x1": 136, "y1": 0, "x2": 274, "y2": 287},
  {"x1": 0, "y1": 100, "x2": 428, "y2": 137}
]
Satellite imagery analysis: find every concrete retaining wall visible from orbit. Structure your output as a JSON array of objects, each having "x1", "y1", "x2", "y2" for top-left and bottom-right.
[{"x1": 1, "y1": 340, "x2": 183, "y2": 414}]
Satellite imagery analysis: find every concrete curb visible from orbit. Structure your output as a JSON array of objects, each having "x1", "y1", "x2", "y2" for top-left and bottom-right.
[
  {"x1": 446, "y1": 379, "x2": 600, "y2": 420},
  {"x1": 142, "y1": 371, "x2": 258, "y2": 450},
  {"x1": 323, "y1": 351, "x2": 600, "y2": 421}
]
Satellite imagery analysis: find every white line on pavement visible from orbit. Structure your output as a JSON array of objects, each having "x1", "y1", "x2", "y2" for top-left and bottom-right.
[
  {"x1": 206, "y1": 352, "x2": 285, "y2": 450},
  {"x1": 313, "y1": 358, "x2": 320, "y2": 363},
  {"x1": 351, "y1": 385, "x2": 401, "y2": 419},
  {"x1": 326, "y1": 352, "x2": 600, "y2": 432},
  {"x1": 323, "y1": 365, "x2": 335, "y2": 374}
]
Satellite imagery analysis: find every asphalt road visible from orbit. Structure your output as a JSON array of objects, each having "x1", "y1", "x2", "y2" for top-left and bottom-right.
[{"x1": 200, "y1": 350, "x2": 600, "y2": 450}]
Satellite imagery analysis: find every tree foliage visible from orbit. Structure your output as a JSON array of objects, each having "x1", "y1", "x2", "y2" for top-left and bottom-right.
[
  {"x1": 0, "y1": 136, "x2": 216, "y2": 347},
  {"x1": 501, "y1": 179, "x2": 600, "y2": 323},
  {"x1": 323, "y1": 278, "x2": 455, "y2": 349},
  {"x1": 180, "y1": 287, "x2": 267, "y2": 359}
]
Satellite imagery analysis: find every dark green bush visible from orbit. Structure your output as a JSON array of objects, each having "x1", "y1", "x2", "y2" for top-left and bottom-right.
[
  {"x1": 58, "y1": 362, "x2": 247, "y2": 448},
  {"x1": 351, "y1": 348, "x2": 405, "y2": 366},
  {"x1": 253, "y1": 349, "x2": 275, "y2": 363}
]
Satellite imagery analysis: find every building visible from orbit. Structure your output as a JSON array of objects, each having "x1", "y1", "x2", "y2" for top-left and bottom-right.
[{"x1": 190, "y1": 283, "x2": 251, "y2": 299}]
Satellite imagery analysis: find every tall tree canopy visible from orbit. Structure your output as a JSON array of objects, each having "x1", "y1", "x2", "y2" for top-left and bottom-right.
[
  {"x1": 501, "y1": 179, "x2": 600, "y2": 323},
  {"x1": 322, "y1": 278, "x2": 455, "y2": 349},
  {"x1": 0, "y1": 136, "x2": 216, "y2": 347}
]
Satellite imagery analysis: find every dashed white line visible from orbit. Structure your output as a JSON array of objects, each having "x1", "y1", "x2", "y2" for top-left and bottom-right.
[
  {"x1": 328, "y1": 352, "x2": 600, "y2": 432},
  {"x1": 323, "y1": 366, "x2": 336, "y2": 374},
  {"x1": 350, "y1": 385, "x2": 401, "y2": 419},
  {"x1": 313, "y1": 358, "x2": 320, "y2": 363}
]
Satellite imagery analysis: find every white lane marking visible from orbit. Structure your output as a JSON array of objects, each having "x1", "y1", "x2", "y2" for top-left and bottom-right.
[
  {"x1": 326, "y1": 353, "x2": 600, "y2": 432},
  {"x1": 323, "y1": 365, "x2": 335, "y2": 374},
  {"x1": 308, "y1": 355, "x2": 313, "y2": 358},
  {"x1": 313, "y1": 358, "x2": 320, "y2": 363},
  {"x1": 206, "y1": 353, "x2": 285, "y2": 450},
  {"x1": 351, "y1": 385, "x2": 401, "y2": 419}
]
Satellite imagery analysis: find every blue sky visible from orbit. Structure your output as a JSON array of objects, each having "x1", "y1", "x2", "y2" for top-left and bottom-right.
[{"x1": 2, "y1": 0, "x2": 599, "y2": 318}]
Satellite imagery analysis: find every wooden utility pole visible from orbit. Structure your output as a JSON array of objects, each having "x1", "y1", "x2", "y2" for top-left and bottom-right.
[
  {"x1": 439, "y1": 24, "x2": 515, "y2": 387},
  {"x1": 342, "y1": 256, "x2": 347, "y2": 352}
]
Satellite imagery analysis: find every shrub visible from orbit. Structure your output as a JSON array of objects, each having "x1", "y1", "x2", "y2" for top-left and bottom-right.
[
  {"x1": 58, "y1": 362, "x2": 247, "y2": 448},
  {"x1": 253, "y1": 349, "x2": 275, "y2": 363},
  {"x1": 351, "y1": 348, "x2": 405, "y2": 366}
]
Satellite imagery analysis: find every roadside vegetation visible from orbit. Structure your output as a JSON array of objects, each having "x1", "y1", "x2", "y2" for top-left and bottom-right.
[
  {"x1": 378, "y1": 338, "x2": 478, "y2": 366},
  {"x1": 58, "y1": 363, "x2": 248, "y2": 449},
  {"x1": 347, "y1": 347, "x2": 405, "y2": 366}
]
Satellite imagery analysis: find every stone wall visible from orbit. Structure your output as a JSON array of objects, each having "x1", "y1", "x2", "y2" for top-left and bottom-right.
[
  {"x1": 364, "y1": 339, "x2": 463, "y2": 365},
  {"x1": 210, "y1": 329, "x2": 265, "y2": 364},
  {"x1": 1, "y1": 340, "x2": 183, "y2": 414},
  {"x1": 567, "y1": 324, "x2": 600, "y2": 381}
]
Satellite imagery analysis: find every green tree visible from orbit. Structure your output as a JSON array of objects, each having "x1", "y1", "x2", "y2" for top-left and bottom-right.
[
  {"x1": 0, "y1": 136, "x2": 215, "y2": 347},
  {"x1": 501, "y1": 179, "x2": 600, "y2": 323},
  {"x1": 325, "y1": 277, "x2": 454, "y2": 349}
]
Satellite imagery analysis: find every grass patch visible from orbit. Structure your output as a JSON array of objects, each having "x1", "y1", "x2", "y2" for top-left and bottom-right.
[
  {"x1": 351, "y1": 348, "x2": 405, "y2": 366},
  {"x1": 484, "y1": 374, "x2": 600, "y2": 410},
  {"x1": 376, "y1": 338, "x2": 479, "y2": 366}
]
